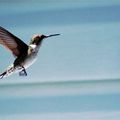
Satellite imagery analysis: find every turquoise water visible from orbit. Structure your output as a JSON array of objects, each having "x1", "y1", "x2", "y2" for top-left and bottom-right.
[
  {"x1": 0, "y1": 1, "x2": 120, "y2": 119},
  {"x1": 0, "y1": 79, "x2": 120, "y2": 119},
  {"x1": 0, "y1": 94, "x2": 120, "y2": 114}
]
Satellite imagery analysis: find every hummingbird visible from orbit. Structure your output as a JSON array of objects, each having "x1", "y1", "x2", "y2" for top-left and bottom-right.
[{"x1": 0, "y1": 26, "x2": 60, "y2": 79}]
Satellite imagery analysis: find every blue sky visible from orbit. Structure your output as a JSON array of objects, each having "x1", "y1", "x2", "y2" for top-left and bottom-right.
[{"x1": 0, "y1": 0, "x2": 120, "y2": 82}]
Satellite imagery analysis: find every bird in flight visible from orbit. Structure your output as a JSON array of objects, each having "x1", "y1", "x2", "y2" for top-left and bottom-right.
[{"x1": 0, "y1": 26, "x2": 60, "y2": 79}]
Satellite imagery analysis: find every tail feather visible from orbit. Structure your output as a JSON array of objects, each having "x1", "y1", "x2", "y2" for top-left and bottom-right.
[
  {"x1": 0, "y1": 71, "x2": 7, "y2": 79},
  {"x1": 0, "y1": 64, "x2": 14, "y2": 79},
  {"x1": 0, "y1": 64, "x2": 27, "y2": 79}
]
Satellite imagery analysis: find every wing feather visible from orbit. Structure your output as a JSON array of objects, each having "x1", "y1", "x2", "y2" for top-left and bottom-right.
[{"x1": 0, "y1": 26, "x2": 28, "y2": 57}]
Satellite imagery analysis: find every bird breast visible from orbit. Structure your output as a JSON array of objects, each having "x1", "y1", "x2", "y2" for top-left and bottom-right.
[
  {"x1": 22, "y1": 44, "x2": 39, "y2": 69},
  {"x1": 24, "y1": 53, "x2": 37, "y2": 69},
  {"x1": 28, "y1": 44, "x2": 37, "y2": 55}
]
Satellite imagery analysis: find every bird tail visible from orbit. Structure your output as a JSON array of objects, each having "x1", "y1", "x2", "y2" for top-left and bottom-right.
[
  {"x1": 0, "y1": 64, "x2": 15, "y2": 79},
  {"x1": 0, "y1": 71, "x2": 7, "y2": 79}
]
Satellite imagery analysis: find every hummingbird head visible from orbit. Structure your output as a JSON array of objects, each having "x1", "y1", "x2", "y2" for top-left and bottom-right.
[{"x1": 30, "y1": 34, "x2": 60, "y2": 45}]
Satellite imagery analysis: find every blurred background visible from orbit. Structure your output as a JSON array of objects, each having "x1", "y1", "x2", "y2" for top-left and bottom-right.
[{"x1": 0, "y1": 0, "x2": 120, "y2": 120}]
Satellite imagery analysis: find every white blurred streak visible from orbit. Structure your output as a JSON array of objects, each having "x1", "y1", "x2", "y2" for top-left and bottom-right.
[{"x1": 0, "y1": 111, "x2": 120, "y2": 120}]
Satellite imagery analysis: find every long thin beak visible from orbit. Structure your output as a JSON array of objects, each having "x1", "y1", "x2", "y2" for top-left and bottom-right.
[{"x1": 45, "y1": 34, "x2": 60, "y2": 38}]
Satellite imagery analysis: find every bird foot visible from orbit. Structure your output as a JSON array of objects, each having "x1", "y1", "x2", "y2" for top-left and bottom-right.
[{"x1": 19, "y1": 67, "x2": 27, "y2": 76}]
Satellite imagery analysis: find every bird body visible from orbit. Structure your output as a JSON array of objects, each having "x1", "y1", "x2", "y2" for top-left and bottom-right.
[{"x1": 0, "y1": 26, "x2": 60, "y2": 79}]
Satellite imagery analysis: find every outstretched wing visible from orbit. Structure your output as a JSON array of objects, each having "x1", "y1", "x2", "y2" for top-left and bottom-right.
[{"x1": 0, "y1": 26, "x2": 28, "y2": 57}]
